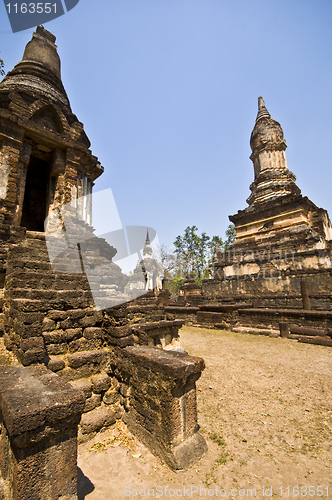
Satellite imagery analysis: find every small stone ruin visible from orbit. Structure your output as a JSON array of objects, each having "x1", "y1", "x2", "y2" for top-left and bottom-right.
[{"x1": 0, "y1": 26, "x2": 207, "y2": 499}]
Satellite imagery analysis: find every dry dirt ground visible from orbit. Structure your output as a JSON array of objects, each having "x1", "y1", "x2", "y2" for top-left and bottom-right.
[{"x1": 78, "y1": 326, "x2": 332, "y2": 500}]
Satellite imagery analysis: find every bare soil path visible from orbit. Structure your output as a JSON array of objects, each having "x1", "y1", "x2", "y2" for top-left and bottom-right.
[{"x1": 78, "y1": 327, "x2": 332, "y2": 499}]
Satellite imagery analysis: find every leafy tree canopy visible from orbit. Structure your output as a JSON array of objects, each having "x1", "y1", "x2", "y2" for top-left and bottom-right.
[
  {"x1": 224, "y1": 223, "x2": 236, "y2": 251},
  {"x1": 173, "y1": 224, "x2": 235, "y2": 280},
  {"x1": 0, "y1": 54, "x2": 5, "y2": 77}
]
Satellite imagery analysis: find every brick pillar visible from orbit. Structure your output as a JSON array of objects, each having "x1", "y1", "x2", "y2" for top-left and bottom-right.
[
  {"x1": 120, "y1": 345, "x2": 207, "y2": 470},
  {"x1": 0, "y1": 125, "x2": 24, "y2": 225},
  {"x1": 12, "y1": 139, "x2": 31, "y2": 226},
  {"x1": 0, "y1": 365, "x2": 85, "y2": 500},
  {"x1": 300, "y1": 278, "x2": 310, "y2": 310}
]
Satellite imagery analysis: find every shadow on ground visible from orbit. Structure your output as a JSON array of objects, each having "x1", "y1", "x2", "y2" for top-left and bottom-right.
[{"x1": 77, "y1": 467, "x2": 94, "y2": 499}]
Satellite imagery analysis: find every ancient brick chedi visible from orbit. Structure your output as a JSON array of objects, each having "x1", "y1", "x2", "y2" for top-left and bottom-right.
[
  {"x1": 206, "y1": 97, "x2": 332, "y2": 310},
  {"x1": 0, "y1": 26, "x2": 100, "y2": 230},
  {"x1": 0, "y1": 27, "x2": 206, "y2": 498}
]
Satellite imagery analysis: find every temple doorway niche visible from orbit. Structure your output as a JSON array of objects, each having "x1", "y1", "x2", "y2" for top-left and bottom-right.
[
  {"x1": 0, "y1": 271, "x2": 5, "y2": 289},
  {"x1": 21, "y1": 155, "x2": 50, "y2": 232}
]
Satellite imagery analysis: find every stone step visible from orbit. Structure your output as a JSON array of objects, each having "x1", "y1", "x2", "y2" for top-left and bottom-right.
[
  {"x1": 6, "y1": 259, "x2": 54, "y2": 273},
  {"x1": 5, "y1": 298, "x2": 48, "y2": 312},
  {"x1": 12, "y1": 236, "x2": 49, "y2": 248},
  {"x1": 133, "y1": 319, "x2": 184, "y2": 331},
  {"x1": 9, "y1": 245, "x2": 116, "y2": 268},
  {"x1": 26, "y1": 230, "x2": 46, "y2": 241},
  {"x1": 5, "y1": 288, "x2": 94, "y2": 308},
  {"x1": 9, "y1": 230, "x2": 117, "y2": 264},
  {"x1": 8, "y1": 245, "x2": 50, "y2": 261},
  {"x1": 6, "y1": 277, "x2": 90, "y2": 292},
  {"x1": 6, "y1": 287, "x2": 92, "y2": 301},
  {"x1": 6, "y1": 269, "x2": 89, "y2": 285},
  {"x1": 79, "y1": 237, "x2": 116, "y2": 258},
  {"x1": 298, "y1": 336, "x2": 332, "y2": 347}
]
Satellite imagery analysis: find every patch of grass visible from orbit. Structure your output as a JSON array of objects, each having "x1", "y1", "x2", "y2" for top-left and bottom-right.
[
  {"x1": 215, "y1": 452, "x2": 229, "y2": 466},
  {"x1": 204, "y1": 448, "x2": 229, "y2": 487},
  {"x1": 88, "y1": 421, "x2": 136, "y2": 453},
  {"x1": 209, "y1": 432, "x2": 227, "y2": 447},
  {"x1": 204, "y1": 471, "x2": 217, "y2": 486},
  {"x1": 300, "y1": 441, "x2": 316, "y2": 454}
]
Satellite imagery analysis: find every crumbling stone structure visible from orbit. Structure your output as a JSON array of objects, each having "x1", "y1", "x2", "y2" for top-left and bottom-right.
[
  {"x1": 129, "y1": 230, "x2": 163, "y2": 292},
  {"x1": 205, "y1": 97, "x2": 332, "y2": 310},
  {"x1": 0, "y1": 26, "x2": 207, "y2": 498},
  {"x1": 0, "y1": 364, "x2": 85, "y2": 500},
  {"x1": 178, "y1": 277, "x2": 204, "y2": 307},
  {"x1": 171, "y1": 98, "x2": 332, "y2": 345},
  {"x1": 0, "y1": 26, "x2": 100, "y2": 230}
]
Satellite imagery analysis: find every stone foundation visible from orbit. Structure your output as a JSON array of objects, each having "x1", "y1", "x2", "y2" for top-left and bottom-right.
[
  {"x1": 1, "y1": 228, "x2": 207, "y2": 458},
  {"x1": 118, "y1": 346, "x2": 207, "y2": 470},
  {"x1": 0, "y1": 26, "x2": 207, "y2": 496},
  {"x1": 0, "y1": 365, "x2": 84, "y2": 500}
]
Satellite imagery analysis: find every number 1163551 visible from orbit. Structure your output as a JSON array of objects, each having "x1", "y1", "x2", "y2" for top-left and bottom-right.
[
  {"x1": 279, "y1": 486, "x2": 329, "y2": 496},
  {"x1": 6, "y1": 3, "x2": 57, "y2": 14}
]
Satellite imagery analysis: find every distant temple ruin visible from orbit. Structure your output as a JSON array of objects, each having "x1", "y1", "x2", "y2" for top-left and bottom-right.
[
  {"x1": 130, "y1": 230, "x2": 163, "y2": 292},
  {"x1": 0, "y1": 27, "x2": 206, "y2": 499}
]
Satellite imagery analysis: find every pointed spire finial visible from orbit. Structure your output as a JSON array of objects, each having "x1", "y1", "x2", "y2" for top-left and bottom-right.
[
  {"x1": 255, "y1": 96, "x2": 271, "y2": 123},
  {"x1": 143, "y1": 228, "x2": 153, "y2": 258},
  {"x1": 258, "y1": 96, "x2": 265, "y2": 109}
]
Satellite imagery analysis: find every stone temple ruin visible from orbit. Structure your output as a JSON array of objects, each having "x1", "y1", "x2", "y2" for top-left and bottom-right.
[
  {"x1": 209, "y1": 96, "x2": 332, "y2": 303},
  {"x1": 0, "y1": 26, "x2": 207, "y2": 499},
  {"x1": 179, "y1": 97, "x2": 332, "y2": 344},
  {"x1": 129, "y1": 230, "x2": 163, "y2": 293},
  {"x1": 1, "y1": 24, "x2": 331, "y2": 499}
]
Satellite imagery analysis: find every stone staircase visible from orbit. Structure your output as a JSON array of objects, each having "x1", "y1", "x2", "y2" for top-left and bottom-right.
[
  {"x1": 3, "y1": 230, "x2": 94, "y2": 365},
  {"x1": 2, "y1": 228, "x2": 127, "y2": 443},
  {"x1": 1, "y1": 228, "x2": 194, "y2": 438}
]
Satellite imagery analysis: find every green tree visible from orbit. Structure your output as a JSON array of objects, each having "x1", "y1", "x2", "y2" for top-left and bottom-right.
[
  {"x1": 173, "y1": 226, "x2": 212, "y2": 279},
  {"x1": 0, "y1": 54, "x2": 5, "y2": 77},
  {"x1": 157, "y1": 224, "x2": 236, "y2": 295},
  {"x1": 224, "y1": 223, "x2": 236, "y2": 250},
  {"x1": 173, "y1": 224, "x2": 235, "y2": 279},
  {"x1": 208, "y1": 234, "x2": 224, "y2": 258},
  {"x1": 166, "y1": 276, "x2": 185, "y2": 297}
]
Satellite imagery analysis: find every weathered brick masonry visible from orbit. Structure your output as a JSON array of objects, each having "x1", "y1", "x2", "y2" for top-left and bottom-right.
[
  {"x1": 0, "y1": 26, "x2": 207, "y2": 498},
  {"x1": 0, "y1": 364, "x2": 85, "y2": 500},
  {"x1": 168, "y1": 99, "x2": 332, "y2": 346},
  {"x1": 207, "y1": 97, "x2": 332, "y2": 308}
]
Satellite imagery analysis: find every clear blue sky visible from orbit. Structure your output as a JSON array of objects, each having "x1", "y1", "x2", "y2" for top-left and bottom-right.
[{"x1": 1, "y1": 0, "x2": 332, "y2": 249}]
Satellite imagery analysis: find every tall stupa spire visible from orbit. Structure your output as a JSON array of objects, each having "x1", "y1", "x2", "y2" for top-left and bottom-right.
[
  {"x1": 247, "y1": 97, "x2": 300, "y2": 206},
  {"x1": 255, "y1": 96, "x2": 271, "y2": 122},
  {"x1": 143, "y1": 228, "x2": 153, "y2": 257},
  {"x1": 1, "y1": 25, "x2": 69, "y2": 108},
  {"x1": 0, "y1": 26, "x2": 103, "y2": 228}
]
